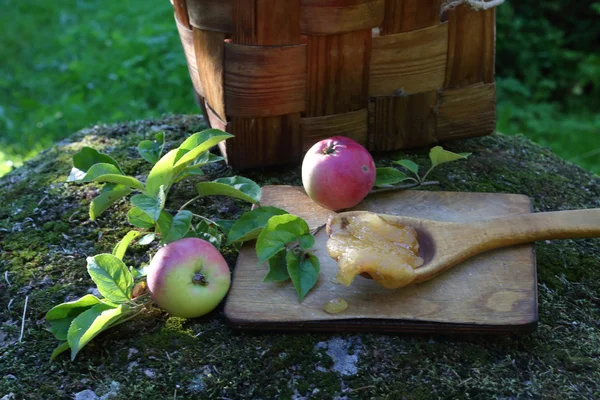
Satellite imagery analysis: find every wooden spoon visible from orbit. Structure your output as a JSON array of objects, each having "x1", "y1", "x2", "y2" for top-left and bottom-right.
[{"x1": 327, "y1": 208, "x2": 600, "y2": 286}]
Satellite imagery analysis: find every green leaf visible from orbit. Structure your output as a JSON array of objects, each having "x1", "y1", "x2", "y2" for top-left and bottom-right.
[
  {"x1": 227, "y1": 206, "x2": 289, "y2": 244},
  {"x1": 256, "y1": 231, "x2": 298, "y2": 266},
  {"x1": 264, "y1": 250, "x2": 290, "y2": 282},
  {"x1": 86, "y1": 254, "x2": 134, "y2": 304},
  {"x1": 47, "y1": 318, "x2": 75, "y2": 341},
  {"x1": 262, "y1": 214, "x2": 309, "y2": 237},
  {"x1": 393, "y1": 160, "x2": 419, "y2": 176},
  {"x1": 255, "y1": 215, "x2": 309, "y2": 265},
  {"x1": 146, "y1": 149, "x2": 178, "y2": 198},
  {"x1": 192, "y1": 220, "x2": 223, "y2": 250},
  {"x1": 374, "y1": 168, "x2": 410, "y2": 186},
  {"x1": 68, "y1": 147, "x2": 123, "y2": 182},
  {"x1": 127, "y1": 207, "x2": 155, "y2": 228},
  {"x1": 94, "y1": 175, "x2": 144, "y2": 190},
  {"x1": 138, "y1": 132, "x2": 165, "y2": 164},
  {"x1": 299, "y1": 234, "x2": 315, "y2": 250},
  {"x1": 80, "y1": 163, "x2": 145, "y2": 190},
  {"x1": 196, "y1": 176, "x2": 261, "y2": 204},
  {"x1": 68, "y1": 303, "x2": 129, "y2": 360},
  {"x1": 429, "y1": 146, "x2": 471, "y2": 167},
  {"x1": 81, "y1": 163, "x2": 121, "y2": 180},
  {"x1": 156, "y1": 210, "x2": 174, "y2": 236},
  {"x1": 112, "y1": 231, "x2": 142, "y2": 260},
  {"x1": 45, "y1": 294, "x2": 104, "y2": 341},
  {"x1": 138, "y1": 233, "x2": 156, "y2": 245},
  {"x1": 163, "y1": 210, "x2": 192, "y2": 244},
  {"x1": 46, "y1": 294, "x2": 103, "y2": 321},
  {"x1": 131, "y1": 194, "x2": 162, "y2": 221},
  {"x1": 194, "y1": 150, "x2": 224, "y2": 165},
  {"x1": 173, "y1": 129, "x2": 233, "y2": 169},
  {"x1": 89, "y1": 184, "x2": 132, "y2": 221},
  {"x1": 50, "y1": 341, "x2": 71, "y2": 361},
  {"x1": 213, "y1": 219, "x2": 236, "y2": 234},
  {"x1": 172, "y1": 151, "x2": 225, "y2": 183},
  {"x1": 173, "y1": 167, "x2": 204, "y2": 183},
  {"x1": 287, "y1": 252, "x2": 320, "y2": 302}
]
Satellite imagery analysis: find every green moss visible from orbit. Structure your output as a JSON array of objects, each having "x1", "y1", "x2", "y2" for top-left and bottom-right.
[{"x1": 1, "y1": 117, "x2": 599, "y2": 399}]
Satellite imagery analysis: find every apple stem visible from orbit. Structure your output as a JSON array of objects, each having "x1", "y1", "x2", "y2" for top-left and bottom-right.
[
  {"x1": 310, "y1": 224, "x2": 326, "y2": 236},
  {"x1": 323, "y1": 143, "x2": 337, "y2": 155},
  {"x1": 193, "y1": 272, "x2": 209, "y2": 286}
]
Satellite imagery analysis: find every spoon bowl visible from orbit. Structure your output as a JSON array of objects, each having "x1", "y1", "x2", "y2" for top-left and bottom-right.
[{"x1": 327, "y1": 208, "x2": 600, "y2": 286}]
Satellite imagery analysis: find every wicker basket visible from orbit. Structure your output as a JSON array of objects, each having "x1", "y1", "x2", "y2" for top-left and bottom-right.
[{"x1": 171, "y1": 0, "x2": 497, "y2": 169}]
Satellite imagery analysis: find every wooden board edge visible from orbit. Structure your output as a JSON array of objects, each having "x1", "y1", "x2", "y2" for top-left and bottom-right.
[{"x1": 223, "y1": 315, "x2": 539, "y2": 335}]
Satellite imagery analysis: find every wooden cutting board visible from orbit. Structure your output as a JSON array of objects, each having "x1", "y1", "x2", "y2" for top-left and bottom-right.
[{"x1": 223, "y1": 186, "x2": 538, "y2": 334}]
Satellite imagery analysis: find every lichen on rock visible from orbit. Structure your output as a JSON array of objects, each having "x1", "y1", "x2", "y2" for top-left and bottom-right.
[{"x1": 0, "y1": 115, "x2": 599, "y2": 399}]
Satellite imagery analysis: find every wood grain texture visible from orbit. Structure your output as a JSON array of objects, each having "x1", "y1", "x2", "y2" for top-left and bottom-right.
[
  {"x1": 223, "y1": 0, "x2": 303, "y2": 169},
  {"x1": 224, "y1": 186, "x2": 538, "y2": 334},
  {"x1": 193, "y1": 29, "x2": 226, "y2": 121},
  {"x1": 188, "y1": 0, "x2": 232, "y2": 32},
  {"x1": 406, "y1": 208, "x2": 600, "y2": 284},
  {"x1": 300, "y1": 0, "x2": 384, "y2": 35},
  {"x1": 380, "y1": 0, "x2": 442, "y2": 35},
  {"x1": 176, "y1": 17, "x2": 204, "y2": 98},
  {"x1": 224, "y1": 43, "x2": 306, "y2": 117},
  {"x1": 257, "y1": 0, "x2": 301, "y2": 45},
  {"x1": 437, "y1": 82, "x2": 496, "y2": 140},
  {"x1": 232, "y1": 0, "x2": 301, "y2": 45},
  {"x1": 173, "y1": 0, "x2": 191, "y2": 29},
  {"x1": 369, "y1": 23, "x2": 448, "y2": 96},
  {"x1": 368, "y1": 91, "x2": 438, "y2": 151},
  {"x1": 221, "y1": 115, "x2": 302, "y2": 168},
  {"x1": 445, "y1": 4, "x2": 495, "y2": 88},
  {"x1": 193, "y1": 91, "x2": 211, "y2": 130},
  {"x1": 306, "y1": 29, "x2": 371, "y2": 117},
  {"x1": 205, "y1": 100, "x2": 228, "y2": 132},
  {"x1": 301, "y1": 109, "x2": 368, "y2": 151},
  {"x1": 231, "y1": 0, "x2": 256, "y2": 44}
]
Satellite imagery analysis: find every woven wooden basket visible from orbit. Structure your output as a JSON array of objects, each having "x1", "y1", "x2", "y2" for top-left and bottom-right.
[{"x1": 171, "y1": 0, "x2": 497, "y2": 169}]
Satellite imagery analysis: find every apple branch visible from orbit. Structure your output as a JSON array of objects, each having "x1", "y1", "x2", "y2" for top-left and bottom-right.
[{"x1": 179, "y1": 194, "x2": 203, "y2": 212}]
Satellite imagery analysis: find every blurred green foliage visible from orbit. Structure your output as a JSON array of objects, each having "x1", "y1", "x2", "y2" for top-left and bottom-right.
[
  {"x1": 495, "y1": 2, "x2": 600, "y2": 174},
  {"x1": 0, "y1": 0, "x2": 196, "y2": 175},
  {"x1": 0, "y1": 0, "x2": 598, "y2": 176}
]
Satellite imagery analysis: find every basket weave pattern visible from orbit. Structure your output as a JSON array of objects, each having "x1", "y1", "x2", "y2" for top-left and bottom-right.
[{"x1": 172, "y1": 0, "x2": 496, "y2": 168}]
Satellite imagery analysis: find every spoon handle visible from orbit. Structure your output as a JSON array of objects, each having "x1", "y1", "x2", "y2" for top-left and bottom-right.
[{"x1": 473, "y1": 208, "x2": 600, "y2": 250}]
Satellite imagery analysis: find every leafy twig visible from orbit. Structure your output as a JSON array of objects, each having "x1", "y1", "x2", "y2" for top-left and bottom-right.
[
  {"x1": 373, "y1": 146, "x2": 470, "y2": 193},
  {"x1": 191, "y1": 213, "x2": 216, "y2": 225},
  {"x1": 420, "y1": 166, "x2": 436, "y2": 183}
]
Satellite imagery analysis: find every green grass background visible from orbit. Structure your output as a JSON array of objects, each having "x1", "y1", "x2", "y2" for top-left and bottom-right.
[{"x1": 1, "y1": 0, "x2": 598, "y2": 176}]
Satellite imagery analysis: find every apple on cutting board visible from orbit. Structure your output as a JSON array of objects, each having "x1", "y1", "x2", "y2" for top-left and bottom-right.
[{"x1": 302, "y1": 136, "x2": 376, "y2": 211}]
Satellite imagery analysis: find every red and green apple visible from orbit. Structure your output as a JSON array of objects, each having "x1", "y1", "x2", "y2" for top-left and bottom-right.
[
  {"x1": 302, "y1": 136, "x2": 376, "y2": 211},
  {"x1": 146, "y1": 238, "x2": 231, "y2": 318}
]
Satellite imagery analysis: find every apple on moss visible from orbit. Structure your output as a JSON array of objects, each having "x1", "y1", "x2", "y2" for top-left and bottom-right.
[
  {"x1": 146, "y1": 238, "x2": 231, "y2": 318},
  {"x1": 302, "y1": 136, "x2": 376, "y2": 211}
]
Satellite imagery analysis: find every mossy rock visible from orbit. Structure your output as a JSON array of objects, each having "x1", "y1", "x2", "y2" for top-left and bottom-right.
[{"x1": 0, "y1": 115, "x2": 599, "y2": 399}]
